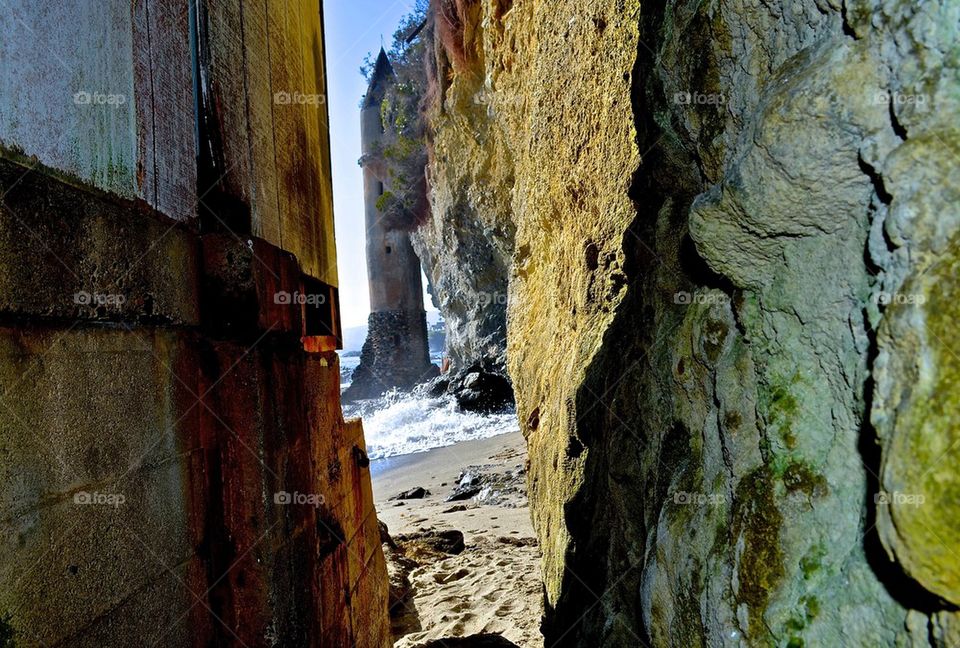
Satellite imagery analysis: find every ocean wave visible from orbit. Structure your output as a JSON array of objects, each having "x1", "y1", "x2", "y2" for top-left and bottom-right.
[{"x1": 342, "y1": 390, "x2": 518, "y2": 460}]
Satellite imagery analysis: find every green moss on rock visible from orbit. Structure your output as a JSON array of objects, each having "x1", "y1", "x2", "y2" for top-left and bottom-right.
[
  {"x1": 758, "y1": 372, "x2": 805, "y2": 452},
  {"x1": 800, "y1": 543, "x2": 827, "y2": 580},
  {"x1": 732, "y1": 465, "x2": 785, "y2": 641},
  {"x1": 784, "y1": 595, "x2": 820, "y2": 646},
  {"x1": 782, "y1": 461, "x2": 829, "y2": 499}
]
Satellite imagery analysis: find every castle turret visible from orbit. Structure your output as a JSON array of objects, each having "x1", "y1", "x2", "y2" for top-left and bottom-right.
[{"x1": 345, "y1": 49, "x2": 436, "y2": 399}]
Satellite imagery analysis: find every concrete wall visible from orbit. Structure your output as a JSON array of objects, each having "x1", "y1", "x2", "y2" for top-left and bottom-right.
[{"x1": 0, "y1": 1, "x2": 388, "y2": 645}]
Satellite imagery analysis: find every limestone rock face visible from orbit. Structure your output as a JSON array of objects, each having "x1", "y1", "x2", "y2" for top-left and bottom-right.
[
  {"x1": 420, "y1": 0, "x2": 960, "y2": 645},
  {"x1": 411, "y1": 1, "x2": 515, "y2": 371}
]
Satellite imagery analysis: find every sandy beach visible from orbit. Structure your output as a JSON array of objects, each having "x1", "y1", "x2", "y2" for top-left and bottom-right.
[{"x1": 371, "y1": 431, "x2": 543, "y2": 647}]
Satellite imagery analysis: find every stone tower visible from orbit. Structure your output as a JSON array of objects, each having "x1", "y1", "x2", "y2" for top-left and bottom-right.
[{"x1": 345, "y1": 49, "x2": 436, "y2": 400}]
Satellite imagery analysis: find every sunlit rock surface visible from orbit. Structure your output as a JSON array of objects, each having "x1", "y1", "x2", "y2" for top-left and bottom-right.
[{"x1": 419, "y1": 0, "x2": 960, "y2": 645}]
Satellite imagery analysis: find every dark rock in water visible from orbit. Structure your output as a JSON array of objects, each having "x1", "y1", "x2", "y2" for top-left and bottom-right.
[
  {"x1": 420, "y1": 375, "x2": 450, "y2": 398},
  {"x1": 395, "y1": 529, "x2": 466, "y2": 555},
  {"x1": 391, "y1": 486, "x2": 429, "y2": 500},
  {"x1": 416, "y1": 359, "x2": 515, "y2": 414},
  {"x1": 449, "y1": 364, "x2": 514, "y2": 414}
]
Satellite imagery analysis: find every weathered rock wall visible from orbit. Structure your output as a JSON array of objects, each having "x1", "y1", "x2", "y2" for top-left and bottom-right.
[
  {"x1": 412, "y1": 1, "x2": 516, "y2": 369},
  {"x1": 423, "y1": 0, "x2": 960, "y2": 645}
]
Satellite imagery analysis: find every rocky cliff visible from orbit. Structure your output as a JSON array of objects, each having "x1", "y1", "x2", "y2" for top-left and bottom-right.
[{"x1": 419, "y1": 0, "x2": 960, "y2": 645}]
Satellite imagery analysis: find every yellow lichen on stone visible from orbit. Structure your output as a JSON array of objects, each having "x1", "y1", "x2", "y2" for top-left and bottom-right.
[
  {"x1": 427, "y1": 0, "x2": 642, "y2": 608},
  {"x1": 878, "y1": 240, "x2": 960, "y2": 605}
]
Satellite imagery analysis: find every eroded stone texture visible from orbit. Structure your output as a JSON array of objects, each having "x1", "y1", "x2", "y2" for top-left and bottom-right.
[
  {"x1": 411, "y1": 0, "x2": 516, "y2": 371},
  {"x1": 346, "y1": 309, "x2": 439, "y2": 400},
  {"x1": 420, "y1": 0, "x2": 960, "y2": 645}
]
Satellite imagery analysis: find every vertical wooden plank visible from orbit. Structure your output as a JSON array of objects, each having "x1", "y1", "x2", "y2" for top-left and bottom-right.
[
  {"x1": 295, "y1": 0, "x2": 320, "y2": 281},
  {"x1": 146, "y1": 0, "x2": 196, "y2": 221},
  {"x1": 312, "y1": 4, "x2": 338, "y2": 286},
  {"x1": 241, "y1": 0, "x2": 282, "y2": 244},
  {"x1": 294, "y1": 0, "x2": 338, "y2": 286},
  {"x1": 206, "y1": 0, "x2": 252, "y2": 205},
  {"x1": 132, "y1": 0, "x2": 157, "y2": 209},
  {"x1": 267, "y1": 0, "x2": 306, "y2": 270}
]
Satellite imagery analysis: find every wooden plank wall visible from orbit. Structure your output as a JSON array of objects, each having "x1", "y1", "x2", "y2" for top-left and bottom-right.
[
  {"x1": 0, "y1": 0, "x2": 338, "y2": 287},
  {"x1": 206, "y1": 0, "x2": 338, "y2": 286},
  {"x1": 0, "y1": 1, "x2": 195, "y2": 221}
]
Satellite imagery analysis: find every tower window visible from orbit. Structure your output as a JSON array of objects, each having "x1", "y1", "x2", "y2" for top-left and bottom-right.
[
  {"x1": 385, "y1": 246, "x2": 392, "y2": 254},
  {"x1": 377, "y1": 181, "x2": 384, "y2": 196}
]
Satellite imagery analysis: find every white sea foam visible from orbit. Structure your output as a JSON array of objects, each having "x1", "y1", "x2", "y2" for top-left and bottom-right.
[{"x1": 342, "y1": 390, "x2": 518, "y2": 460}]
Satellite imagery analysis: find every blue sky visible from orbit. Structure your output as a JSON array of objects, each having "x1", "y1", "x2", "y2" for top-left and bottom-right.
[{"x1": 323, "y1": 0, "x2": 436, "y2": 328}]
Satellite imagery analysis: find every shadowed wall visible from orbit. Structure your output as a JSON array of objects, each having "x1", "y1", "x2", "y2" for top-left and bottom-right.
[{"x1": 0, "y1": 1, "x2": 388, "y2": 645}]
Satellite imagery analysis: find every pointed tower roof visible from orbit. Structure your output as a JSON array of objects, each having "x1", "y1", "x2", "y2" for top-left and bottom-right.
[{"x1": 363, "y1": 48, "x2": 395, "y2": 108}]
